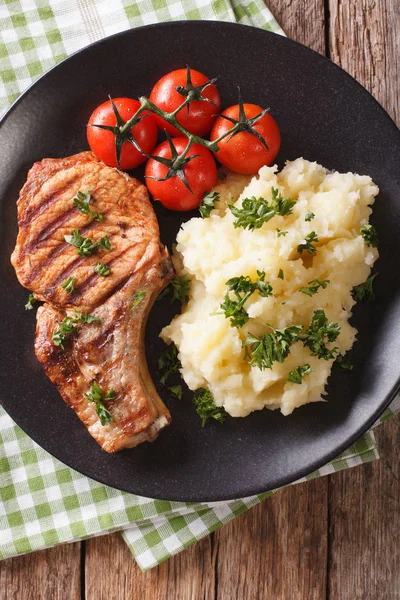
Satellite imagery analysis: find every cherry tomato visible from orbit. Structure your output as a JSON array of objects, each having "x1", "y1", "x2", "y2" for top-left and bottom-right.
[
  {"x1": 145, "y1": 137, "x2": 217, "y2": 211},
  {"x1": 87, "y1": 98, "x2": 158, "y2": 170},
  {"x1": 149, "y1": 68, "x2": 221, "y2": 137},
  {"x1": 210, "y1": 103, "x2": 281, "y2": 175}
]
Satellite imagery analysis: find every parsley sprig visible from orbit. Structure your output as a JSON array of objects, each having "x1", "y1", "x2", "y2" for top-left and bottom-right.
[
  {"x1": 305, "y1": 211, "x2": 315, "y2": 222},
  {"x1": 157, "y1": 276, "x2": 190, "y2": 304},
  {"x1": 95, "y1": 263, "x2": 110, "y2": 277},
  {"x1": 299, "y1": 279, "x2": 330, "y2": 296},
  {"x1": 276, "y1": 228, "x2": 288, "y2": 237},
  {"x1": 352, "y1": 273, "x2": 378, "y2": 302},
  {"x1": 52, "y1": 310, "x2": 100, "y2": 349},
  {"x1": 360, "y1": 223, "x2": 378, "y2": 248},
  {"x1": 73, "y1": 190, "x2": 103, "y2": 222},
  {"x1": 169, "y1": 385, "x2": 183, "y2": 400},
  {"x1": 287, "y1": 363, "x2": 312, "y2": 384},
  {"x1": 131, "y1": 291, "x2": 146, "y2": 310},
  {"x1": 199, "y1": 191, "x2": 220, "y2": 218},
  {"x1": 158, "y1": 345, "x2": 182, "y2": 386},
  {"x1": 244, "y1": 310, "x2": 341, "y2": 370},
  {"x1": 297, "y1": 232, "x2": 319, "y2": 255},
  {"x1": 84, "y1": 381, "x2": 115, "y2": 426},
  {"x1": 220, "y1": 271, "x2": 273, "y2": 328},
  {"x1": 25, "y1": 293, "x2": 37, "y2": 311},
  {"x1": 64, "y1": 229, "x2": 111, "y2": 257},
  {"x1": 336, "y1": 354, "x2": 354, "y2": 371},
  {"x1": 244, "y1": 325, "x2": 303, "y2": 370},
  {"x1": 298, "y1": 310, "x2": 340, "y2": 360},
  {"x1": 229, "y1": 188, "x2": 295, "y2": 230},
  {"x1": 61, "y1": 276, "x2": 75, "y2": 294},
  {"x1": 193, "y1": 388, "x2": 227, "y2": 426}
]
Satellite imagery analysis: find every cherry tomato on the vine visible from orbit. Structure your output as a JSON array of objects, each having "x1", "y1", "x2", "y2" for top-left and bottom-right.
[
  {"x1": 145, "y1": 137, "x2": 217, "y2": 211},
  {"x1": 87, "y1": 98, "x2": 157, "y2": 170},
  {"x1": 210, "y1": 103, "x2": 281, "y2": 175},
  {"x1": 149, "y1": 69, "x2": 221, "y2": 137}
]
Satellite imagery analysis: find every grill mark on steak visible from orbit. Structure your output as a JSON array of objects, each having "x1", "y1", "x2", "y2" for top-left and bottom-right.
[
  {"x1": 19, "y1": 176, "x2": 80, "y2": 228},
  {"x1": 12, "y1": 151, "x2": 174, "y2": 452},
  {"x1": 44, "y1": 256, "x2": 85, "y2": 295},
  {"x1": 27, "y1": 207, "x2": 78, "y2": 249},
  {"x1": 22, "y1": 219, "x2": 101, "y2": 285},
  {"x1": 43, "y1": 243, "x2": 142, "y2": 306},
  {"x1": 65, "y1": 246, "x2": 135, "y2": 301}
]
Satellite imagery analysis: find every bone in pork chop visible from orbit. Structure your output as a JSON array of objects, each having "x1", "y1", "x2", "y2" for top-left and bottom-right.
[{"x1": 11, "y1": 151, "x2": 173, "y2": 452}]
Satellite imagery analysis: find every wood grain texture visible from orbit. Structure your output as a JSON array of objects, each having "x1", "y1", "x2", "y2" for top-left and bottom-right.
[
  {"x1": 329, "y1": 0, "x2": 400, "y2": 124},
  {"x1": 0, "y1": 543, "x2": 81, "y2": 600},
  {"x1": 214, "y1": 479, "x2": 328, "y2": 600},
  {"x1": 327, "y1": 4, "x2": 400, "y2": 598},
  {"x1": 85, "y1": 532, "x2": 215, "y2": 600},
  {"x1": 328, "y1": 418, "x2": 400, "y2": 600},
  {"x1": 268, "y1": 0, "x2": 326, "y2": 52}
]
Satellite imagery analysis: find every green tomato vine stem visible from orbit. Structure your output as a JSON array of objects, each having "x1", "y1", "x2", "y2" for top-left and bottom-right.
[{"x1": 119, "y1": 95, "x2": 242, "y2": 156}]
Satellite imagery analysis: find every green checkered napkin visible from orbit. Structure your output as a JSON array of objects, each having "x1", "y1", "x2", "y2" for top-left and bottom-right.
[{"x1": 0, "y1": 0, "x2": 399, "y2": 572}]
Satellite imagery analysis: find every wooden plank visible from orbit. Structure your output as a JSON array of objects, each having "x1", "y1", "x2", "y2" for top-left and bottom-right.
[
  {"x1": 268, "y1": 0, "x2": 326, "y2": 53},
  {"x1": 328, "y1": 419, "x2": 400, "y2": 599},
  {"x1": 0, "y1": 543, "x2": 81, "y2": 600},
  {"x1": 85, "y1": 532, "x2": 215, "y2": 600},
  {"x1": 214, "y1": 480, "x2": 328, "y2": 600},
  {"x1": 328, "y1": 2, "x2": 400, "y2": 598},
  {"x1": 329, "y1": 0, "x2": 400, "y2": 124}
]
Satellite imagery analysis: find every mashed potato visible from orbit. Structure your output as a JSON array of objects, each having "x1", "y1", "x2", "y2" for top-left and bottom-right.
[{"x1": 161, "y1": 158, "x2": 379, "y2": 417}]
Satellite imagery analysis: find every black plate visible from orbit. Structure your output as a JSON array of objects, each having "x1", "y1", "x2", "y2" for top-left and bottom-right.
[{"x1": 0, "y1": 21, "x2": 399, "y2": 502}]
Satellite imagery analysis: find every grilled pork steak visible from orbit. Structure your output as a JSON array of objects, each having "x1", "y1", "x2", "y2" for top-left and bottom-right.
[{"x1": 11, "y1": 151, "x2": 173, "y2": 452}]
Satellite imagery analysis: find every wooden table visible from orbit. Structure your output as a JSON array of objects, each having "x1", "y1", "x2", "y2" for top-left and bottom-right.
[{"x1": 1, "y1": 1, "x2": 399, "y2": 598}]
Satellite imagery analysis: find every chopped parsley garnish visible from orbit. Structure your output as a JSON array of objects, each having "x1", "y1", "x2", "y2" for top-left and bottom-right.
[
  {"x1": 220, "y1": 271, "x2": 273, "y2": 328},
  {"x1": 25, "y1": 293, "x2": 36, "y2": 311},
  {"x1": 299, "y1": 279, "x2": 330, "y2": 296},
  {"x1": 130, "y1": 291, "x2": 146, "y2": 310},
  {"x1": 97, "y1": 235, "x2": 111, "y2": 250},
  {"x1": 73, "y1": 190, "x2": 103, "y2": 222},
  {"x1": 64, "y1": 229, "x2": 111, "y2": 257},
  {"x1": 299, "y1": 309, "x2": 340, "y2": 360},
  {"x1": 278, "y1": 269, "x2": 284, "y2": 280},
  {"x1": 193, "y1": 388, "x2": 227, "y2": 426},
  {"x1": 52, "y1": 317, "x2": 79, "y2": 348},
  {"x1": 276, "y1": 228, "x2": 288, "y2": 237},
  {"x1": 64, "y1": 229, "x2": 95, "y2": 256},
  {"x1": 287, "y1": 363, "x2": 312, "y2": 384},
  {"x1": 336, "y1": 354, "x2": 354, "y2": 371},
  {"x1": 95, "y1": 262, "x2": 110, "y2": 277},
  {"x1": 229, "y1": 188, "x2": 295, "y2": 230},
  {"x1": 84, "y1": 381, "x2": 114, "y2": 426},
  {"x1": 61, "y1": 276, "x2": 75, "y2": 293},
  {"x1": 199, "y1": 191, "x2": 220, "y2": 218},
  {"x1": 157, "y1": 276, "x2": 190, "y2": 304},
  {"x1": 158, "y1": 345, "x2": 181, "y2": 386},
  {"x1": 352, "y1": 273, "x2": 378, "y2": 302},
  {"x1": 360, "y1": 223, "x2": 378, "y2": 248},
  {"x1": 73, "y1": 310, "x2": 100, "y2": 324},
  {"x1": 243, "y1": 309, "x2": 341, "y2": 369},
  {"x1": 244, "y1": 325, "x2": 303, "y2": 370},
  {"x1": 297, "y1": 231, "x2": 319, "y2": 255},
  {"x1": 52, "y1": 310, "x2": 99, "y2": 348},
  {"x1": 305, "y1": 211, "x2": 315, "y2": 222},
  {"x1": 169, "y1": 385, "x2": 183, "y2": 400}
]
